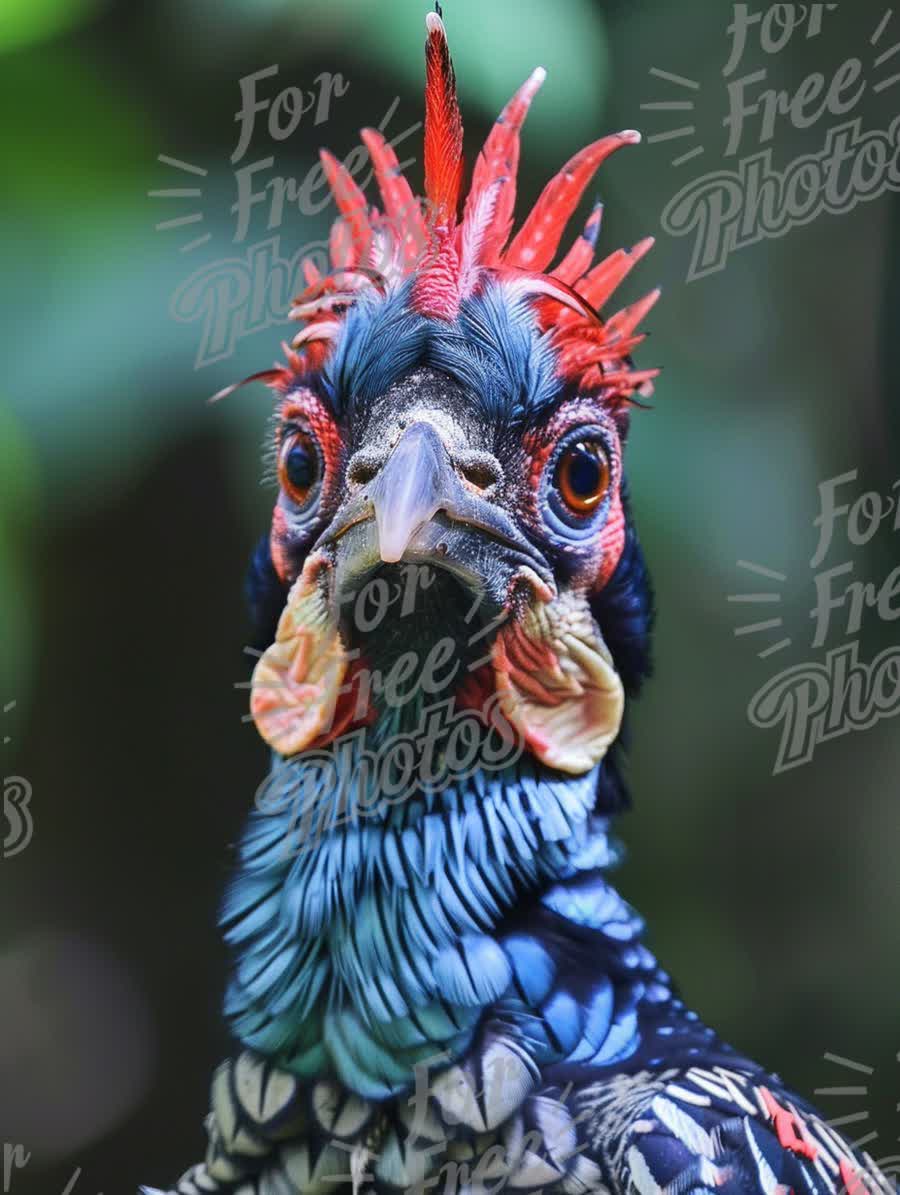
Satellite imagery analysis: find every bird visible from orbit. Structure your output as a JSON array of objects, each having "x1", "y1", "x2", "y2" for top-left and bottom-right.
[{"x1": 144, "y1": 11, "x2": 894, "y2": 1195}]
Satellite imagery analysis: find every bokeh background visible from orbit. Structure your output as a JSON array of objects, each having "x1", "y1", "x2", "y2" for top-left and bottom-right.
[{"x1": 1, "y1": 0, "x2": 898, "y2": 1189}]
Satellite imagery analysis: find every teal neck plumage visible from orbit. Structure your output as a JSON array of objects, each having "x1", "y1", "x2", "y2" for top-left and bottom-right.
[{"x1": 221, "y1": 733, "x2": 629, "y2": 1097}]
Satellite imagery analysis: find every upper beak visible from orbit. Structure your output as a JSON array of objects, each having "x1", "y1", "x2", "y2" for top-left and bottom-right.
[{"x1": 368, "y1": 421, "x2": 466, "y2": 563}]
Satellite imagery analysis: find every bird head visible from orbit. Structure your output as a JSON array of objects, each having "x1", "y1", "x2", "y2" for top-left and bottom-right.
[{"x1": 237, "y1": 12, "x2": 657, "y2": 792}]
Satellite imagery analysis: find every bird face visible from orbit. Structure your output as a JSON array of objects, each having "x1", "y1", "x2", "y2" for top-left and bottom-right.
[{"x1": 250, "y1": 334, "x2": 627, "y2": 778}]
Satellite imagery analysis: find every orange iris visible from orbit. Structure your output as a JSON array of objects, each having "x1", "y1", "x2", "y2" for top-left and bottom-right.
[{"x1": 557, "y1": 440, "x2": 611, "y2": 515}]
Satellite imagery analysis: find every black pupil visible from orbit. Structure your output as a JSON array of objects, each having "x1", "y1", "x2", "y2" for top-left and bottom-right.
[
  {"x1": 567, "y1": 443, "x2": 602, "y2": 497},
  {"x1": 285, "y1": 439, "x2": 317, "y2": 493}
]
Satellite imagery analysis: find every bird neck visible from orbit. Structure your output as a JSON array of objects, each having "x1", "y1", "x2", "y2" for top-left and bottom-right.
[
  {"x1": 246, "y1": 749, "x2": 617, "y2": 935},
  {"x1": 221, "y1": 742, "x2": 644, "y2": 1097}
]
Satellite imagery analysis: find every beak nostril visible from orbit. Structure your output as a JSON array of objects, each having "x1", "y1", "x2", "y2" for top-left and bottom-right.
[
  {"x1": 459, "y1": 460, "x2": 500, "y2": 492},
  {"x1": 348, "y1": 459, "x2": 380, "y2": 486}
]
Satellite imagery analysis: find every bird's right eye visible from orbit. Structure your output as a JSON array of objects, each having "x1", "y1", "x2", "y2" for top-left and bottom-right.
[
  {"x1": 555, "y1": 439, "x2": 611, "y2": 516},
  {"x1": 278, "y1": 431, "x2": 321, "y2": 507}
]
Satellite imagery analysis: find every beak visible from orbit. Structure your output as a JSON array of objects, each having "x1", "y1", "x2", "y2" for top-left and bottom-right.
[{"x1": 369, "y1": 422, "x2": 466, "y2": 563}]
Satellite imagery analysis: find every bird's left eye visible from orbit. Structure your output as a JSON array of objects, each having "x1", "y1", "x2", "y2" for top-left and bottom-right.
[
  {"x1": 279, "y1": 431, "x2": 321, "y2": 506},
  {"x1": 556, "y1": 440, "x2": 611, "y2": 515}
]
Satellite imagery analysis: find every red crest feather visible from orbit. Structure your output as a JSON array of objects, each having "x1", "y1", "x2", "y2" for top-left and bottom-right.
[{"x1": 423, "y1": 12, "x2": 464, "y2": 225}]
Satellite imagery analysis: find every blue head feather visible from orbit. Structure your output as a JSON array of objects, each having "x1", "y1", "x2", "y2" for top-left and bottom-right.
[{"x1": 319, "y1": 280, "x2": 562, "y2": 426}]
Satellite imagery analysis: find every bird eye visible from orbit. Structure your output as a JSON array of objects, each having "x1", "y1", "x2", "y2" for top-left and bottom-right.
[
  {"x1": 556, "y1": 440, "x2": 611, "y2": 515},
  {"x1": 278, "y1": 431, "x2": 321, "y2": 506}
]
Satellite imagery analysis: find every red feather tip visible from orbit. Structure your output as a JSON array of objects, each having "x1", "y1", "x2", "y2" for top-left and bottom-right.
[{"x1": 423, "y1": 11, "x2": 464, "y2": 225}]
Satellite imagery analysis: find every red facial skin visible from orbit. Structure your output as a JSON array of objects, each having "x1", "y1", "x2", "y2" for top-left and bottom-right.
[
  {"x1": 522, "y1": 398, "x2": 627, "y2": 593},
  {"x1": 270, "y1": 389, "x2": 344, "y2": 586}
]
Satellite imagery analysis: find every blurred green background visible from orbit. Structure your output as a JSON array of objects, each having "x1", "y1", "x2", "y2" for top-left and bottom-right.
[{"x1": 1, "y1": 0, "x2": 898, "y2": 1189}]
